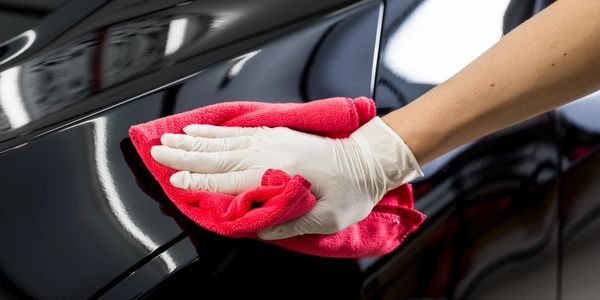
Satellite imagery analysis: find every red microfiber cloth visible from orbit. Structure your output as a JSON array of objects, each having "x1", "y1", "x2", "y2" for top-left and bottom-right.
[{"x1": 129, "y1": 97, "x2": 425, "y2": 258}]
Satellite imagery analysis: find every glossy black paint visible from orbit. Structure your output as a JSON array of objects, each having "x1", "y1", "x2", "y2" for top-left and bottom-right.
[
  {"x1": 98, "y1": 234, "x2": 196, "y2": 300},
  {"x1": 0, "y1": 0, "x2": 381, "y2": 298},
  {"x1": 140, "y1": 227, "x2": 366, "y2": 299},
  {"x1": 0, "y1": 93, "x2": 187, "y2": 299}
]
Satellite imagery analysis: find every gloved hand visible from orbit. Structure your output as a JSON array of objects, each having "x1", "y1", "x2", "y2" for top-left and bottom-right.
[{"x1": 150, "y1": 116, "x2": 423, "y2": 240}]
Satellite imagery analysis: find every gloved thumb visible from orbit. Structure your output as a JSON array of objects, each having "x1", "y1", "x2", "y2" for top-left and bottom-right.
[
  {"x1": 257, "y1": 219, "x2": 307, "y2": 240},
  {"x1": 257, "y1": 204, "x2": 336, "y2": 240}
]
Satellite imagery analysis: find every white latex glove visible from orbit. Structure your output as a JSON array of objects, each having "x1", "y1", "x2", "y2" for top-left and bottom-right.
[{"x1": 150, "y1": 117, "x2": 423, "y2": 240}]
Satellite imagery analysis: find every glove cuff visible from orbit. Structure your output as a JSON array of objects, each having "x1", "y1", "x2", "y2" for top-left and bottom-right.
[{"x1": 350, "y1": 116, "x2": 424, "y2": 191}]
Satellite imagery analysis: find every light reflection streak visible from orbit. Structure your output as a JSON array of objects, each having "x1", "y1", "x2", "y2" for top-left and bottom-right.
[
  {"x1": 383, "y1": 0, "x2": 511, "y2": 84},
  {"x1": 227, "y1": 50, "x2": 260, "y2": 78},
  {"x1": 93, "y1": 118, "x2": 176, "y2": 272},
  {"x1": 370, "y1": 2, "x2": 384, "y2": 96},
  {"x1": 0, "y1": 30, "x2": 37, "y2": 65},
  {"x1": 0, "y1": 66, "x2": 31, "y2": 128},
  {"x1": 209, "y1": 12, "x2": 240, "y2": 30},
  {"x1": 165, "y1": 18, "x2": 189, "y2": 56}
]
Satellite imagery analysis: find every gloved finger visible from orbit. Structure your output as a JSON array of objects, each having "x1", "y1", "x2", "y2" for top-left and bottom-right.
[
  {"x1": 151, "y1": 145, "x2": 246, "y2": 173},
  {"x1": 161, "y1": 133, "x2": 251, "y2": 152},
  {"x1": 183, "y1": 124, "x2": 260, "y2": 138},
  {"x1": 170, "y1": 169, "x2": 264, "y2": 194},
  {"x1": 257, "y1": 203, "x2": 344, "y2": 240}
]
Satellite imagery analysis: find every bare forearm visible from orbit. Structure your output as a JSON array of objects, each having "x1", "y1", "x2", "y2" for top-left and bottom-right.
[{"x1": 382, "y1": 0, "x2": 600, "y2": 165}]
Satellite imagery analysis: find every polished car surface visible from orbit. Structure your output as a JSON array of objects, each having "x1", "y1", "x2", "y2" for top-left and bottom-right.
[{"x1": 0, "y1": 0, "x2": 598, "y2": 299}]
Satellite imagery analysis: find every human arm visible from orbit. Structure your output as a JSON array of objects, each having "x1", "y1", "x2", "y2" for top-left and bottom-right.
[{"x1": 383, "y1": 0, "x2": 600, "y2": 164}]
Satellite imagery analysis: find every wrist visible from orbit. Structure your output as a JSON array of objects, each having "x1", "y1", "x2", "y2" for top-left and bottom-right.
[
  {"x1": 350, "y1": 117, "x2": 424, "y2": 192},
  {"x1": 381, "y1": 103, "x2": 448, "y2": 165}
]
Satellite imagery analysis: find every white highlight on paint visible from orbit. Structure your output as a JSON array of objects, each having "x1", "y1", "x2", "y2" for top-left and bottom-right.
[
  {"x1": 210, "y1": 12, "x2": 239, "y2": 30},
  {"x1": 227, "y1": 50, "x2": 260, "y2": 78},
  {"x1": 0, "y1": 66, "x2": 31, "y2": 128},
  {"x1": 383, "y1": 0, "x2": 511, "y2": 84},
  {"x1": 165, "y1": 18, "x2": 189, "y2": 56},
  {"x1": 370, "y1": 2, "x2": 384, "y2": 96},
  {"x1": 0, "y1": 30, "x2": 37, "y2": 65},
  {"x1": 93, "y1": 118, "x2": 176, "y2": 272}
]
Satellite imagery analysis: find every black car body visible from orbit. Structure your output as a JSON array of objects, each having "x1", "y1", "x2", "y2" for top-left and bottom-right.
[{"x1": 0, "y1": 0, "x2": 599, "y2": 299}]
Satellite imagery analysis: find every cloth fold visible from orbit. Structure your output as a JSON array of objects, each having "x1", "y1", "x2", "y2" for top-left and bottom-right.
[{"x1": 129, "y1": 97, "x2": 425, "y2": 258}]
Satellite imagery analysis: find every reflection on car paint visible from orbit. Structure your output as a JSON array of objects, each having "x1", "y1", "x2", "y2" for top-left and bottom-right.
[
  {"x1": 0, "y1": 16, "x2": 207, "y2": 131},
  {"x1": 93, "y1": 117, "x2": 177, "y2": 272},
  {"x1": 382, "y1": 0, "x2": 510, "y2": 84},
  {"x1": 0, "y1": 0, "x2": 382, "y2": 298},
  {"x1": 0, "y1": 0, "x2": 372, "y2": 151}
]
